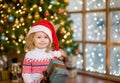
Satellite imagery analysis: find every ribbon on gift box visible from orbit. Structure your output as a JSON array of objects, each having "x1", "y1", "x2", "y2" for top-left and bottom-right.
[
  {"x1": 47, "y1": 63, "x2": 66, "y2": 77},
  {"x1": 66, "y1": 67, "x2": 76, "y2": 70}
]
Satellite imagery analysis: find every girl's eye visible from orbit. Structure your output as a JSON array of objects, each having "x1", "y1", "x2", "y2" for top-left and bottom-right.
[
  {"x1": 45, "y1": 36, "x2": 48, "y2": 38},
  {"x1": 37, "y1": 37, "x2": 41, "y2": 38}
]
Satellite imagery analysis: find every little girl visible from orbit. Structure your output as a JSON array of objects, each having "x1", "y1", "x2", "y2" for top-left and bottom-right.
[{"x1": 22, "y1": 20, "x2": 61, "y2": 83}]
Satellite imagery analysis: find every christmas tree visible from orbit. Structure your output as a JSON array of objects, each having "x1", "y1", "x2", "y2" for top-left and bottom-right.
[{"x1": 0, "y1": 0, "x2": 79, "y2": 56}]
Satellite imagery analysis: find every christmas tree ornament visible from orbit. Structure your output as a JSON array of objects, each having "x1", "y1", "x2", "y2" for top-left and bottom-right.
[
  {"x1": 60, "y1": 21, "x2": 65, "y2": 25},
  {"x1": 0, "y1": 46, "x2": 4, "y2": 50},
  {"x1": 15, "y1": 19, "x2": 19, "y2": 24},
  {"x1": 22, "y1": 7, "x2": 27, "y2": 12},
  {"x1": 58, "y1": 9, "x2": 64, "y2": 14},
  {"x1": 19, "y1": 35, "x2": 24, "y2": 40},
  {"x1": 34, "y1": 12, "x2": 40, "y2": 20},
  {"x1": 11, "y1": 33, "x2": 16, "y2": 39},
  {"x1": 3, "y1": 18, "x2": 8, "y2": 23},
  {"x1": 0, "y1": 0, "x2": 3, "y2": 2},
  {"x1": 1, "y1": 35, "x2": 5, "y2": 41},
  {"x1": 20, "y1": 17, "x2": 24, "y2": 23},
  {"x1": 64, "y1": 0, "x2": 68, "y2": 3},
  {"x1": 44, "y1": 11, "x2": 50, "y2": 17},
  {"x1": 50, "y1": 0, "x2": 56, "y2": 5},
  {"x1": 27, "y1": 14, "x2": 32, "y2": 19},
  {"x1": 15, "y1": 42, "x2": 18, "y2": 46},
  {"x1": 70, "y1": 26, "x2": 74, "y2": 31},
  {"x1": 17, "y1": 50, "x2": 20, "y2": 54},
  {"x1": 12, "y1": 0, "x2": 17, "y2": 3},
  {"x1": 2, "y1": 3, "x2": 8, "y2": 9},
  {"x1": 32, "y1": 4, "x2": 38, "y2": 9},
  {"x1": 8, "y1": 15, "x2": 14, "y2": 22},
  {"x1": 19, "y1": 0, "x2": 23, "y2": 3},
  {"x1": 66, "y1": 47, "x2": 72, "y2": 54},
  {"x1": 60, "y1": 27, "x2": 66, "y2": 34},
  {"x1": 7, "y1": 8, "x2": 12, "y2": 13},
  {"x1": 64, "y1": 12, "x2": 67, "y2": 16},
  {"x1": 39, "y1": 0, "x2": 44, "y2": 5},
  {"x1": 75, "y1": 49, "x2": 80, "y2": 55}
]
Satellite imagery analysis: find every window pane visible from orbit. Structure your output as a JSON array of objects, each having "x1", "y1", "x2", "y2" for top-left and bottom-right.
[
  {"x1": 85, "y1": 44, "x2": 106, "y2": 73},
  {"x1": 86, "y1": 12, "x2": 106, "y2": 42},
  {"x1": 110, "y1": 0, "x2": 120, "y2": 8},
  {"x1": 110, "y1": 46, "x2": 120, "y2": 76},
  {"x1": 68, "y1": 0, "x2": 83, "y2": 12},
  {"x1": 86, "y1": 0, "x2": 106, "y2": 10},
  {"x1": 77, "y1": 43, "x2": 83, "y2": 69},
  {"x1": 70, "y1": 14, "x2": 82, "y2": 41},
  {"x1": 110, "y1": 11, "x2": 120, "y2": 42}
]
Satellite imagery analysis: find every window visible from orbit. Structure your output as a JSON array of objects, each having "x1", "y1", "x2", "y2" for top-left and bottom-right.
[{"x1": 68, "y1": 0, "x2": 120, "y2": 77}]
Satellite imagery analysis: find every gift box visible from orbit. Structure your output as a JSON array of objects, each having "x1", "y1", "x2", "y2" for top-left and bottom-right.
[
  {"x1": 65, "y1": 56, "x2": 77, "y2": 68},
  {"x1": 47, "y1": 59, "x2": 69, "y2": 83},
  {"x1": 1, "y1": 70, "x2": 10, "y2": 80},
  {"x1": 49, "y1": 67, "x2": 69, "y2": 83},
  {"x1": 67, "y1": 69, "x2": 77, "y2": 78}
]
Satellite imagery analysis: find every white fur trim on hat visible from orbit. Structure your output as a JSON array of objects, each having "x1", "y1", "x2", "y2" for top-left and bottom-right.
[{"x1": 27, "y1": 25, "x2": 52, "y2": 42}]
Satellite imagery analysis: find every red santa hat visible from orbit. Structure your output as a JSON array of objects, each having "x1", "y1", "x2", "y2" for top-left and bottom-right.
[{"x1": 27, "y1": 20, "x2": 59, "y2": 51}]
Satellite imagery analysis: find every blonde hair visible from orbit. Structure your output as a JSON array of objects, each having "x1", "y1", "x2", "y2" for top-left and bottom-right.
[{"x1": 24, "y1": 32, "x2": 52, "y2": 52}]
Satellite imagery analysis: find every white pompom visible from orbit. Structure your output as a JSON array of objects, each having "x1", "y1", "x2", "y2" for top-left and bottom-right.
[{"x1": 52, "y1": 50, "x2": 61, "y2": 58}]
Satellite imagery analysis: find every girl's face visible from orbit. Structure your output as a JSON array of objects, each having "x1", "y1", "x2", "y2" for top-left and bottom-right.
[{"x1": 33, "y1": 31, "x2": 50, "y2": 49}]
